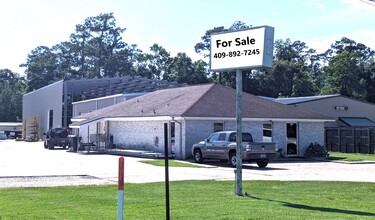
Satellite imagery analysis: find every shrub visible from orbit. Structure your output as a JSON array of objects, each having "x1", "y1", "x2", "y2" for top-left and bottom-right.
[{"x1": 304, "y1": 142, "x2": 329, "y2": 158}]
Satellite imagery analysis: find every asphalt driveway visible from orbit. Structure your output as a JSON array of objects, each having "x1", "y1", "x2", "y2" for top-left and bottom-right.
[{"x1": 1, "y1": 140, "x2": 375, "y2": 187}]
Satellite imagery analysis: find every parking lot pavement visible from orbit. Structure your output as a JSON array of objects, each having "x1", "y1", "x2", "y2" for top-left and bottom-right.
[{"x1": 1, "y1": 140, "x2": 375, "y2": 187}]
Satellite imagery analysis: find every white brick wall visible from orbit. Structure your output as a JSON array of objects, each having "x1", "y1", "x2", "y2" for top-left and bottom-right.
[
  {"x1": 77, "y1": 119, "x2": 326, "y2": 160},
  {"x1": 270, "y1": 122, "x2": 325, "y2": 157},
  {"x1": 109, "y1": 121, "x2": 166, "y2": 152},
  {"x1": 184, "y1": 120, "x2": 214, "y2": 159},
  {"x1": 79, "y1": 124, "x2": 97, "y2": 142},
  {"x1": 272, "y1": 122, "x2": 287, "y2": 154},
  {"x1": 299, "y1": 122, "x2": 325, "y2": 156}
]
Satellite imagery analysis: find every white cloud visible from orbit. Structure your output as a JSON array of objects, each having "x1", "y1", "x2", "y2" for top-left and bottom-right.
[{"x1": 302, "y1": 0, "x2": 326, "y2": 10}]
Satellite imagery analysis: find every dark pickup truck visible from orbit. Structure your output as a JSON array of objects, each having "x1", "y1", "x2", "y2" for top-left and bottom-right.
[
  {"x1": 43, "y1": 128, "x2": 70, "y2": 150},
  {"x1": 191, "y1": 131, "x2": 278, "y2": 168}
]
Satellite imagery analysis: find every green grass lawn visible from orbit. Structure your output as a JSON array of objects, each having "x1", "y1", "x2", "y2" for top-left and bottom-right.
[
  {"x1": 329, "y1": 152, "x2": 375, "y2": 162},
  {"x1": 1, "y1": 181, "x2": 375, "y2": 219},
  {"x1": 139, "y1": 159, "x2": 203, "y2": 168}
]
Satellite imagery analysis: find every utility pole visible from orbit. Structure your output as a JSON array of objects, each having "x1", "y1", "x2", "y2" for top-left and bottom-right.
[{"x1": 235, "y1": 69, "x2": 243, "y2": 196}]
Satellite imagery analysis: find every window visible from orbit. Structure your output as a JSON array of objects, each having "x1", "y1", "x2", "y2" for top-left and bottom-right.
[
  {"x1": 214, "y1": 123, "x2": 224, "y2": 132},
  {"x1": 218, "y1": 133, "x2": 226, "y2": 141},
  {"x1": 228, "y1": 132, "x2": 253, "y2": 142},
  {"x1": 287, "y1": 123, "x2": 297, "y2": 138},
  {"x1": 171, "y1": 122, "x2": 175, "y2": 138},
  {"x1": 171, "y1": 122, "x2": 175, "y2": 146},
  {"x1": 263, "y1": 123, "x2": 272, "y2": 142},
  {"x1": 48, "y1": 110, "x2": 53, "y2": 129},
  {"x1": 207, "y1": 133, "x2": 219, "y2": 142}
]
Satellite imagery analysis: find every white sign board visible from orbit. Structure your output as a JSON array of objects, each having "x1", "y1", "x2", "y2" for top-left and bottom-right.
[{"x1": 210, "y1": 26, "x2": 274, "y2": 71}]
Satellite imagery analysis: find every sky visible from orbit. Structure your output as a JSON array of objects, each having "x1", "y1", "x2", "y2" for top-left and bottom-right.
[{"x1": 0, "y1": 0, "x2": 374, "y2": 75}]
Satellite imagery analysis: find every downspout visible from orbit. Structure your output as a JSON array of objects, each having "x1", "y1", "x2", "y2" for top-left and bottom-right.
[{"x1": 171, "y1": 117, "x2": 183, "y2": 159}]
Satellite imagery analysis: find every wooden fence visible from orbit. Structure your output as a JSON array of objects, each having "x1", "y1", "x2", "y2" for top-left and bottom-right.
[{"x1": 325, "y1": 128, "x2": 375, "y2": 154}]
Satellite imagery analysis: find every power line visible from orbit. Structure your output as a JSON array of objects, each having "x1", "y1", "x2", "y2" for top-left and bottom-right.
[{"x1": 359, "y1": 0, "x2": 375, "y2": 7}]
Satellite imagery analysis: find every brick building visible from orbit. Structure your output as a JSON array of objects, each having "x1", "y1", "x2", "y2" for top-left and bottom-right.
[{"x1": 70, "y1": 84, "x2": 333, "y2": 159}]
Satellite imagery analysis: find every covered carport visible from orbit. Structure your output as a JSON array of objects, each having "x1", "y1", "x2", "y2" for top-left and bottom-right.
[{"x1": 0, "y1": 122, "x2": 22, "y2": 138}]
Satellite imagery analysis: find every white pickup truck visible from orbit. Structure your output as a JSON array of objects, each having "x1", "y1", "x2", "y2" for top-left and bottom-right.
[{"x1": 191, "y1": 131, "x2": 277, "y2": 168}]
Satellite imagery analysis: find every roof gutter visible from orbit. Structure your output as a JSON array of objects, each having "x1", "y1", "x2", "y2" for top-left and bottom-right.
[
  {"x1": 69, "y1": 116, "x2": 176, "y2": 128},
  {"x1": 69, "y1": 116, "x2": 334, "y2": 129},
  {"x1": 180, "y1": 117, "x2": 335, "y2": 123}
]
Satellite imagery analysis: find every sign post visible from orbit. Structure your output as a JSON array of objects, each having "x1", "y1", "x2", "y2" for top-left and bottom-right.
[
  {"x1": 210, "y1": 25, "x2": 274, "y2": 196},
  {"x1": 164, "y1": 123, "x2": 170, "y2": 220},
  {"x1": 118, "y1": 156, "x2": 124, "y2": 220},
  {"x1": 235, "y1": 69, "x2": 243, "y2": 196}
]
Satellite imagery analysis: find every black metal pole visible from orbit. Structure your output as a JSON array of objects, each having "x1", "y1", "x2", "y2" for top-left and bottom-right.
[{"x1": 164, "y1": 123, "x2": 170, "y2": 220}]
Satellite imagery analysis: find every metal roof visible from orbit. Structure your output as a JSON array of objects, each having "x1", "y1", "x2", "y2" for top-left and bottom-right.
[
  {"x1": 64, "y1": 76, "x2": 186, "y2": 99},
  {"x1": 273, "y1": 94, "x2": 340, "y2": 105}
]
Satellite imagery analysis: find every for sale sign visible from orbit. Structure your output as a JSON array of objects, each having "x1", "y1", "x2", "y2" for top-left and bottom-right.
[{"x1": 210, "y1": 26, "x2": 274, "y2": 71}]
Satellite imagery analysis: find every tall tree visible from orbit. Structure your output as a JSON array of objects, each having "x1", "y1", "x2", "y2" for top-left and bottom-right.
[
  {"x1": 68, "y1": 13, "x2": 134, "y2": 78},
  {"x1": 321, "y1": 51, "x2": 367, "y2": 99},
  {"x1": 0, "y1": 69, "x2": 27, "y2": 121},
  {"x1": 320, "y1": 37, "x2": 375, "y2": 101},
  {"x1": 22, "y1": 46, "x2": 59, "y2": 92},
  {"x1": 22, "y1": 13, "x2": 138, "y2": 91},
  {"x1": 252, "y1": 39, "x2": 318, "y2": 97},
  {"x1": 135, "y1": 44, "x2": 173, "y2": 79},
  {"x1": 165, "y1": 52, "x2": 209, "y2": 84},
  {"x1": 364, "y1": 60, "x2": 375, "y2": 103}
]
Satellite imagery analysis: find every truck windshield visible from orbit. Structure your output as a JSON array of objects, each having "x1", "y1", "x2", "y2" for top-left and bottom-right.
[
  {"x1": 49, "y1": 128, "x2": 69, "y2": 138},
  {"x1": 229, "y1": 133, "x2": 253, "y2": 142}
]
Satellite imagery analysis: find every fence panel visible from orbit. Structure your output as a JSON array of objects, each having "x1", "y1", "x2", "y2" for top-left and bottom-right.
[
  {"x1": 325, "y1": 129, "x2": 339, "y2": 151},
  {"x1": 325, "y1": 128, "x2": 373, "y2": 154},
  {"x1": 370, "y1": 128, "x2": 375, "y2": 154}
]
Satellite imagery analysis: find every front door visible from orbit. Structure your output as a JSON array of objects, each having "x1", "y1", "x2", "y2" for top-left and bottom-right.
[{"x1": 286, "y1": 123, "x2": 298, "y2": 156}]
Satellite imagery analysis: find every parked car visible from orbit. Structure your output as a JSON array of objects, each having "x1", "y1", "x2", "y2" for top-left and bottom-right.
[
  {"x1": 191, "y1": 131, "x2": 278, "y2": 168},
  {"x1": 43, "y1": 128, "x2": 70, "y2": 149},
  {"x1": 0, "y1": 131, "x2": 7, "y2": 140}
]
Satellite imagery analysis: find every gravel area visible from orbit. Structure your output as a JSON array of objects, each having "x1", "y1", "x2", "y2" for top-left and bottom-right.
[
  {"x1": 1, "y1": 140, "x2": 375, "y2": 188},
  {"x1": 0, "y1": 175, "x2": 116, "y2": 188}
]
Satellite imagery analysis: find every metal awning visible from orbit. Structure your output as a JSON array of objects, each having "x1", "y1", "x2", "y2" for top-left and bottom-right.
[{"x1": 339, "y1": 117, "x2": 375, "y2": 127}]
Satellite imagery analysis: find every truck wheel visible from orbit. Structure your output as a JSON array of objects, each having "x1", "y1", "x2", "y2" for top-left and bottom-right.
[
  {"x1": 229, "y1": 152, "x2": 237, "y2": 167},
  {"x1": 193, "y1": 149, "x2": 204, "y2": 163},
  {"x1": 256, "y1": 160, "x2": 268, "y2": 168}
]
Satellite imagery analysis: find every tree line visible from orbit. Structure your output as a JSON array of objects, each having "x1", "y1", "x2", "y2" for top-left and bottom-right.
[{"x1": 1, "y1": 13, "x2": 374, "y2": 122}]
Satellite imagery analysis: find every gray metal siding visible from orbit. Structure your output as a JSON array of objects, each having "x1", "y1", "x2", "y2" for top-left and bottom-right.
[
  {"x1": 22, "y1": 80, "x2": 64, "y2": 139},
  {"x1": 75, "y1": 102, "x2": 97, "y2": 117},
  {"x1": 98, "y1": 98, "x2": 116, "y2": 109},
  {"x1": 72, "y1": 95, "x2": 125, "y2": 118},
  {"x1": 296, "y1": 97, "x2": 375, "y2": 123}
]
